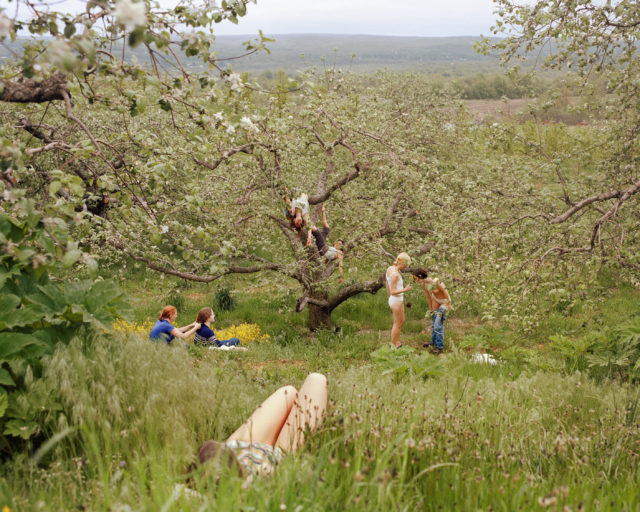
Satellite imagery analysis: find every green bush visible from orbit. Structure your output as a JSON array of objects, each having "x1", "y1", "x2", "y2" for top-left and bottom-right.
[
  {"x1": 0, "y1": 210, "x2": 128, "y2": 455},
  {"x1": 215, "y1": 287, "x2": 236, "y2": 312}
]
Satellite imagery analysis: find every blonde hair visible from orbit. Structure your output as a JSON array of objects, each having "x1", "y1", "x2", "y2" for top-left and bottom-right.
[{"x1": 395, "y1": 252, "x2": 411, "y2": 266}]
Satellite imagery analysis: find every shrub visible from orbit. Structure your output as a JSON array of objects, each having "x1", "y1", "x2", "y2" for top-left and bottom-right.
[
  {"x1": 165, "y1": 289, "x2": 186, "y2": 312},
  {"x1": 215, "y1": 287, "x2": 236, "y2": 312},
  {"x1": 0, "y1": 210, "x2": 129, "y2": 454}
]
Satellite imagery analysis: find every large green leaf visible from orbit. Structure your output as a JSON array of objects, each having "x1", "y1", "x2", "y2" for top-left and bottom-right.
[
  {"x1": 85, "y1": 280, "x2": 123, "y2": 313},
  {"x1": 0, "y1": 333, "x2": 44, "y2": 359},
  {"x1": 3, "y1": 419, "x2": 39, "y2": 440},
  {"x1": 0, "y1": 304, "x2": 46, "y2": 330}
]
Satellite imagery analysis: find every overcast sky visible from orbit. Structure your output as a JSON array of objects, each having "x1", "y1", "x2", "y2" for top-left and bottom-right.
[{"x1": 214, "y1": 0, "x2": 499, "y2": 37}]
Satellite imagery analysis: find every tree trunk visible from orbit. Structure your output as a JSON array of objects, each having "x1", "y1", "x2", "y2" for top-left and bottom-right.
[{"x1": 308, "y1": 290, "x2": 332, "y2": 331}]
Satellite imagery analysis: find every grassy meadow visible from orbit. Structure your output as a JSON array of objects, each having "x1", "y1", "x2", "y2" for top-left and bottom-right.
[{"x1": 4, "y1": 271, "x2": 640, "y2": 511}]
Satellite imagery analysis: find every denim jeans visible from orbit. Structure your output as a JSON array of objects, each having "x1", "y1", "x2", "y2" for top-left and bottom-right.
[
  {"x1": 217, "y1": 337, "x2": 240, "y2": 347},
  {"x1": 430, "y1": 307, "x2": 447, "y2": 350}
]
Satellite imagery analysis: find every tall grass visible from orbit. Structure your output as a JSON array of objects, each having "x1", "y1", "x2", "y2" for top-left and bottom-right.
[{"x1": 4, "y1": 330, "x2": 639, "y2": 511}]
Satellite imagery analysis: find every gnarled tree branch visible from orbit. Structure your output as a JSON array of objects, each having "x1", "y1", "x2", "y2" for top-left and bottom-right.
[{"x1": 0, "y1": 72, "x2": 69, "y2": 103}]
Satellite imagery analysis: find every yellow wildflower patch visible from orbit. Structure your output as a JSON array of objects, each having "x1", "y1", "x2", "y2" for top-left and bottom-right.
[
  {"x1": 215, "y1": 323, "x2": 270, "y2": 345},
  {"x1": 112, "y1": 319, "x2": 154, "y2": 336},
  {"x1": 111, "y1": 319, "x2": 269, "y2": 345}
]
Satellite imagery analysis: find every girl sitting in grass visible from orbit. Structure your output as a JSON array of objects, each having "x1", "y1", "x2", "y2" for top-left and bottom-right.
[
  {"x1": 149, "y1": 306, "x2": 201, "y2": 345},
  {"x1": 193, "y1": 307, "x2": 240, "y2": 348}
]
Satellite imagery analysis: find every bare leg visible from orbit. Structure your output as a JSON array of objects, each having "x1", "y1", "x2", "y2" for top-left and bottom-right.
[
  {"x1": 390, "y1": 302, "x2": 405, "y2": 347},
  {"x1": 226, "y1": 386, "x2": 298, "y2": 446},
  {"x1": 275, "y1": 373, "x2": 328, "y2": 453}
]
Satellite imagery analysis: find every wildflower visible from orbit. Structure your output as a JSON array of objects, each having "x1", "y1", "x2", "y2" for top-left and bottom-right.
[
  {"x1": 160, "y1": 225, "x2": 169, "y2": 234},
  {"x1": 226, "y1": 124, "x2": 236, "y2": 135},
  {"x1": 0, "y1": 14, "x2": 13, "y2": 40},
  {"x1": 538, "y1": 495, "x2": 557, "y2": 507},
  {"x1": 405, "y1": 438, "x2": 416, "y2": 448},
  {"x1": 112, "y1": 0, "x2": 147, "y2": 31},
  {"x1": 213, "y1": 111, "x2": 224, "y2": 121}
]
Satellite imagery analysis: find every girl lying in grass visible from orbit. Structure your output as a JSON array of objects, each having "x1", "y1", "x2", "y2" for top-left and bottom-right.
[{"x1": 192, "y1": 373, "x2": 327, "y2": 479}]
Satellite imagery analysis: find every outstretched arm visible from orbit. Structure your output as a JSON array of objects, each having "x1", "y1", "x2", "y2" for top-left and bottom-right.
[{"x1": 170, "y1": 322, "x2": 201, "y2": 339}]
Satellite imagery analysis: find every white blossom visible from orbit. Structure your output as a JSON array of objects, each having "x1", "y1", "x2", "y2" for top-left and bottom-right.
[
  {"x1": 112, "y1": 0, "x2": 147, "y2": 31},
  {"x1": 0, "y1": 14, "x2": 13, "y2": 40},
  {"x1": 213, "y1": 111, "x2": 224, "y2": 121},
  {"x1": 160, "y1": 225, "x2": 169, "y2": 234},
  {"x1": 2, "y1": 189, "x2": 15, "y2": 202},
  {"x1": 226, "y1": 72, "x2": 244, "y2": 93},
  {"x1": 226, "y1": 124, "x2": 236, "y2": 135},
  {"x1": 182, "y1": 30, "x2": 198, "y2": 45},
  {"x1": 240, "y1": 116, "x2": 258, "y2": 132}
]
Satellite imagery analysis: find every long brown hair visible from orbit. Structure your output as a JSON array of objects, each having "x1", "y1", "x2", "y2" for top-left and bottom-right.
[
  {"x1": 159, "y1": 305, "x2": 177, "y2": 321},
  {"x1": 186, "y1": 440, "x2": 243, "y2": 484},
  {"x1": 196, "y1": 307, "x2": 213, "y2": 325}
]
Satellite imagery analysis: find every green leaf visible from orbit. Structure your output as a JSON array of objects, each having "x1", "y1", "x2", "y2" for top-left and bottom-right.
[
  {"x1": 0, "y1": 304, "x2": 45, "y2": 330},
  {"x1": 0, "y1": 333, "x2": 43, "y2": 359},
  {"x1": 62, "y1": 249, "x2": 82, "y2": 268},
  {"x1": 85, "y1": 280, "x2": 122, "y2": 313},
  {"x1": 0, "y1": 369, "x2": 15, "y2": 387},
  {"x1": 49, "y1": 181, "x2": 62, "y2": 197},
  {"x1": 3, "y1": 419, "x2": 39, "y2": 440},
  {"x1": 128, "y1": 27, "x2": 144, "y2": 48},
  {"x1": 0, "y1": 392, "x2": 7, "y2": 418},
  {"x1": 159, "y1": 99, "x2": 172, "y2": 111},
  {"x1": 64, "y1": 23, "x2": 76, "y2": 38}
]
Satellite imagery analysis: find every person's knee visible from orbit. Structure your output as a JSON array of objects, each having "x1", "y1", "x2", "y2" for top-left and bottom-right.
[{"x1": 305, "y1": 373, "x2": 327, "y2": 388}]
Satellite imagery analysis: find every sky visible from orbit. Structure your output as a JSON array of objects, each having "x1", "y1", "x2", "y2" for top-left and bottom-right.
[{"x1": 214, "y1": 0, "x2": 499, "y2": 37}]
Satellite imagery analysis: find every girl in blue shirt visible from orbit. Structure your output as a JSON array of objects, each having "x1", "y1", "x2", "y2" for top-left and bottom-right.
[
  {"x1": 149, "y1": 305, "x2": 201, "y2": 344},
  {"x1": 193, "y1": 307, "x2": 240, "y2": 347}
]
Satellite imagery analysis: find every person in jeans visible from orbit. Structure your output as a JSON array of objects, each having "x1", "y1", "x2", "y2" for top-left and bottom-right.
[
  {"x1": 412, "y1": 268, "x2": 451, "y2": 354},
  {"x1": 193, "y1": 307, "x2": 240, "y2": 347}
]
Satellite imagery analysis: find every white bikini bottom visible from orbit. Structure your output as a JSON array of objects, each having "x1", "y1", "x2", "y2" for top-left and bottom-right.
[{"x1": 388, "y1": 295, "x2": 404, "y2": 308}]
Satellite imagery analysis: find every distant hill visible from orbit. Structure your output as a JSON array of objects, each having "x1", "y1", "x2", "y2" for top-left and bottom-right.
[
  {"x1": 0, "y1": 34, "x2": 501, "y2": 75},
  {"x1": 212, "y1": 34, "x2": 500, "y2": 74}
]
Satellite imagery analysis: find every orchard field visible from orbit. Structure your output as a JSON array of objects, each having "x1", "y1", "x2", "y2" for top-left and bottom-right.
[{"x1": 1, "y1": 0, "x2": 640, "y2": 510}]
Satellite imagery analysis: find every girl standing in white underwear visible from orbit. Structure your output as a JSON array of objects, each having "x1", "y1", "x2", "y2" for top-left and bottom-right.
[{"x1": 386, "y1": 252, "x2": 412, "y2": 348}]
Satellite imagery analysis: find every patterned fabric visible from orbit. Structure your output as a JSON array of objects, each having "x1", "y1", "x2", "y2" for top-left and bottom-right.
[
  {"x1": 193, "y1": 331, "x2": 218, "y2": 347},
  {"x1": 226, "y1": 440, "x2": 284, "y2": 476}
]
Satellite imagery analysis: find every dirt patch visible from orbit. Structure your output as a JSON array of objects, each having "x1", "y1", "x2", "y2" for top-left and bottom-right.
[
  {"x1": 248, "y1": 359, "x2": 307, "y2": 370},
  {"x1": 464, "y1": 98, "x2": 529, "y2": 119},
  {"x1": 185, "y1": 291, "x2": 208, "y2": 301}
]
